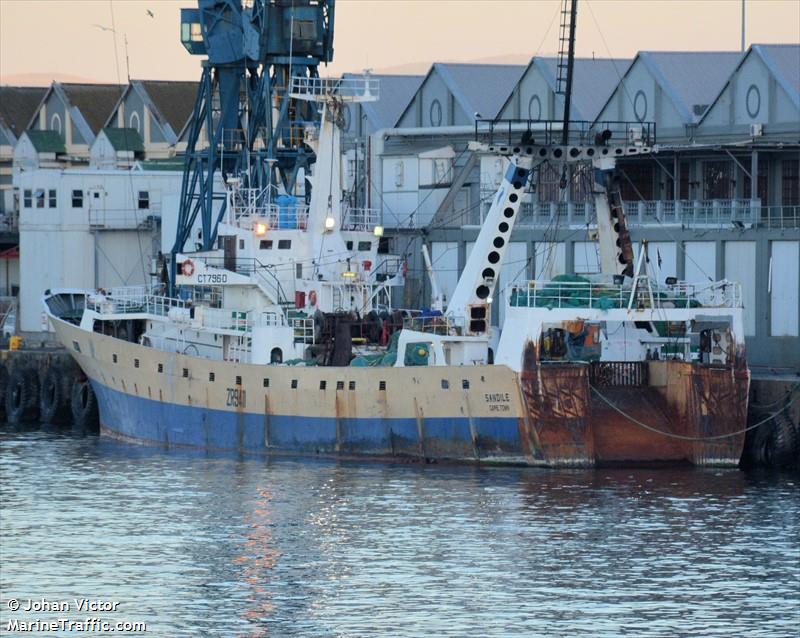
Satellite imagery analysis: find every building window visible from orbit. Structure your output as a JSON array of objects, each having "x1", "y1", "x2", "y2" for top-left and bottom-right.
[
  {"x1": 259, "y1": 239, "x2": 273, "y2": 250},
  {"x1": 429, "y1": 99, "x2": 443, "y2": 126},
  {"x1": 319, "y1": 380, "x2": 327, "y2": 390},
  {"x1": 537, "y1": 163, "x2": 560, "y2": 203},
  {"x1": 462, "y1": 379, "x2": 470, "y2": 389},
  {"x1": 441, "y1": 379, "x2": 449, "y2": 389},
  {"x1": 138, "y1": 191, "x2": 149, "y2": 209},
  {"x1": 349, "y1": 381, "x2": 356, "y2": 391},
  {"x1": 48, "y1": 189, "x2": 57, "y2": 208},
  {"x1": 23, "y1": 190, "x2": 32, "y2": 208},
  {"x1": 277, "y1": 239, "x2": 291, "y2": 249},
  {"x1": 336, "y1": 380, "x2": 344, "y2": 390},
  {"x1": 379, "y1": 380, "x2": 386, "y2": 391},
  {"x1": 35, "y1": 189, "x2": 45, "y2": 208},
  {"x1": 239, "y1": 239, "x2": 245, "y2": 249},
  {"x1": 263, "y1": 378, "x2": 270, "y2": 387},
  {"x1": 569, "y1": 164, "x2": 592, "y2": 203},
  {"x1": 703, "y1": 160, "x2": 733, "y2": 200},
  {"x1": 291, "y1": 379, "x2": 298, "y2": 389},
  {"x1": 129, "y1": 111, "x2": 141, "y2": 134},
  {"x1": 296, "y1": 263, "x2": 303, "y2": 278},
  {"x1": 209, "y1": 372, "x2": 215, "y2": 382},
  {"x1": 71, "y1": 189, "x2": 83, "y2": 207},
  {"x1": 782, "y1": 159, "x2": 799, "y2": 206},
  {"x1": 619, "y1": 163, "x2": 655, "y2": 200},
  {"x1": 50, "y1": 113, "x2": 62, "y2": 135}
]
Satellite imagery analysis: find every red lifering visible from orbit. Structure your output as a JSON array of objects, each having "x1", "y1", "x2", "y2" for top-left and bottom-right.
[
  {"x1": 181, "y1": 259, "x2": 195, "y2": 276},
  {"x1": 308, "y1": 290, "x2": 318, "y2": 306},
  {"x1": 402, "y1": 261, "x2": 409, "y2": 277}
]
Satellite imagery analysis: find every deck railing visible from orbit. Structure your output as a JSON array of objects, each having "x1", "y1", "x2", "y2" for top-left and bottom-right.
[
  {"x1": 508, "y1": 278, "x2": 742, "y2": 310},
  {"x1": 590, "y1": 361, "x2": 649, "y2": 387}
]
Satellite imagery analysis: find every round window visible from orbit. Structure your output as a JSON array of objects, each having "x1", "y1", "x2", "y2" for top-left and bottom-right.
[
  {"x1": 429, "y1": 99, "x2": 442, "y2": 126},
  {"x1": 633, "y1": 90, "x2": 647, "y2": 122},
  {"x1": 528, "y1": 95, "x2": 542, "y2": 121},
  {"x1": 746, "y1": 84, "x2": 761, "y2": 119}
]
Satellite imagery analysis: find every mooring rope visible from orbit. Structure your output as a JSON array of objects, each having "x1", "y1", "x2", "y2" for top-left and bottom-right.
[
  {"x1": 589, "y1": 384, "x2": 800, "y2": 442},
  {"x1": 748, "y1": 381, "x2": 800, "y2": 409}
]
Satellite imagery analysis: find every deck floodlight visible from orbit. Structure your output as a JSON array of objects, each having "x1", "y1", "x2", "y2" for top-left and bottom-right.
[
  {"x1": 373, "y1": 225, "x2": 384, "y2": 238},
  {"x1": 255, "y1": 222, "x2": 267, "y2": 236},
  {"x1": 324, "y1": 216, "x2": 336, "y2": 231}
]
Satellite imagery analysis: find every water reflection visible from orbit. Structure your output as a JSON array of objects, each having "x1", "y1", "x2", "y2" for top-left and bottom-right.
[{"x1": 1, "y1": 424, "x2": 797, "y2": 637}]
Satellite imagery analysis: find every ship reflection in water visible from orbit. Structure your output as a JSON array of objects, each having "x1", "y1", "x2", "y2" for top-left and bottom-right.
[{"x1": 1, "y1": 424, "x2": 797, "y2": 637}]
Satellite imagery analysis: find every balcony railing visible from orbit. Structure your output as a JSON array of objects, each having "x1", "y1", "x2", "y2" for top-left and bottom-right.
[
  {"x1": 88, "y1": 205, "x2": 161, "y2": 230},
  {"x1": 468, "y1": 198, "x2": 799, "y2": 230}
]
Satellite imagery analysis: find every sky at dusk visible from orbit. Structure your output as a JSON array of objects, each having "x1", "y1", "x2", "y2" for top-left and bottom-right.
[{"x1": 1, "y1": 0, "x2": 798, "y2": 85}]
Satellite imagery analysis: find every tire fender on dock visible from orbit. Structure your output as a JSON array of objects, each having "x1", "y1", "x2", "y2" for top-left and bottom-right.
[
  {"x1": 70, "y1": 379, "x2": 99, "y2": 431},
  {"x1": 0, "y1": 365, "x2": 8, "y2": 420},
  {"x1": 5, "y1": 368, "x2": 40, "y2": 424},
  {"x1": 39, "y1": 367, "x2": 72, "y2": 424}
]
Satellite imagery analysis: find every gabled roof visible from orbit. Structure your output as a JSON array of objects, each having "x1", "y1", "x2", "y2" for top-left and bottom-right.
[
  {"x1": 397, "y1": 62, "x2": 526, "y2": 125},
  {"x1": 756, "y1": 44, "x2": 800, "y2": 107},
  {"x1": 593, "y1": 51, "x2": 742, "y2": 125},
  {"x1": 501, "y1": 56, "x2": 632, "y2": 121},
  {"x1": 24, "y1": 129, "x2": 66, "y2": 153},
  {"x1": 343, "y1": 74, "x2": 423, "y2": 131},
  {"x1": 138, "y1": 80, "x2": 197, "y2": 134},
  {"x1": 100, "y1": 127, "x2": 144, "y2": 152},
  {"x1": 108, "y1": 80, "x2": 198, "y2": 141},
  {"x1": 639, "y1": 51, "x2": 741, "y2": 122},
  {"x1": 0, "y1": 86, "x2": 47, "y2": 141},
  {"x1": 696, "y1": 43, "x2": 800, "y2": 126},
  {"x1": 57, "y1": 83, "x2": 124, "y2": 134},
  {"x1": 436, "y1": 63, "x2": 526, "y2": 120}
]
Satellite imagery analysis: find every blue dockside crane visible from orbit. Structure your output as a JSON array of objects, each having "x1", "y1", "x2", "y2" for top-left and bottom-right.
[{"x1": 171, "y1": 0, "x2": 335, "y2": 287}]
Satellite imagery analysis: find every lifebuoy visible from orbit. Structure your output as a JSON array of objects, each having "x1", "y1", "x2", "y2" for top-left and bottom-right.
[
  {"x1": 308, "y1": 290, "x2": 318, "y2": 306},
  {"x1": 181, "y1": 259, "x2": 195, "y2": 277},
  {"x1": 401, "y1": 261, "x2": 409, "y2": 277}
]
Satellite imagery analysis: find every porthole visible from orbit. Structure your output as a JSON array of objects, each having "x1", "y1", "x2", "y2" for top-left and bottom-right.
[
  {"x1": 476, "y1": 285, "x2": 490, "y2": 299},
  {"x1": 482, "y1": 267, "x2": 495, "y2": 278},
  {"x1": 488, "y1": 251, "x2": 500, "y2": 264},
  {"x1": 498, "y1": 222, "x2": 509, "y2": 233},
  {"x1": 493, "y1": 236, "x2": 505, "y2": 248}
]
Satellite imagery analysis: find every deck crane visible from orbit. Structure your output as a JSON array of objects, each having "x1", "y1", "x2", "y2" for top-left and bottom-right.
[
  {"x1": 172, "y1": 0, "x2": 335, "y2": 289},
  {"x1": 446, "y1": 0, "x2": 646, "y2": 334}
]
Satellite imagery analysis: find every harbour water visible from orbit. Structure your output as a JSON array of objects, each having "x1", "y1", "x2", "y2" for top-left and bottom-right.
[{"x1": 1, "y1": 424, "x2": 798, "y2": 637}]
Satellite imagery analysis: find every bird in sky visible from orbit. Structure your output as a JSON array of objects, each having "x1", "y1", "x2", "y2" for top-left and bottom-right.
[
  {"x1": 146, "y1": 10, "x2": 155, "y2": 18},
  {"x1": 92, "y1": 24, "x2": 115, "y2": 32}
]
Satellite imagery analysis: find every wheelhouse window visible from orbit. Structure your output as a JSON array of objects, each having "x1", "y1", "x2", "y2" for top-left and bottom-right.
[
  {"x1": 277, "y1": 239, "x2": 291, "y2": 249},
  {"x1": 35, "y1": 189, "x2": 45, "y2": 208},
  {"x1": 137, "y1": 191, "x2": 150, "y2": 209},
  {"x1": 48, "y1": 189, "x2": 57, "y2": 208},
  {"x1": 259, "y1": 239, "x2": 273, "y2": 250},
  {"x1": 23, "y1": 190, "x2": 32, "y2": 208},
  {"x1": 71, "y1": 189, "x2": 83, "y2": 208},
  {"x1": 357, "y1": 241, "x2": 371, "y2": 251}
]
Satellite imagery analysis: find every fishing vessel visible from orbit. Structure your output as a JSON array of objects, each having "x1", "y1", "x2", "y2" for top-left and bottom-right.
[
  {"x1": 43, "y1": 0, "x2": 749, "y2": 467},
  {"x1": 44, "y1": 93, "x2": 749, "y2": 466}
]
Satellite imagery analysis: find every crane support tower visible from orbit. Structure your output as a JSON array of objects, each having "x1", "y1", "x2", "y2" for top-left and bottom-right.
[{"x1": 173, "y1": 0, "x2": 335, "y2": 282}]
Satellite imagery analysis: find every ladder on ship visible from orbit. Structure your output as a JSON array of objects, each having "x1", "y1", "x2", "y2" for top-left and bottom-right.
[{"x1": 555, "y1": 0, "x2": 578, "y2": 145}]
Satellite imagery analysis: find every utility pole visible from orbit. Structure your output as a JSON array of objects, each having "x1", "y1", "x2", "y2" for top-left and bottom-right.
[{"x1": 741, "y1": 0, "x2": 746, "y2": 52}]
